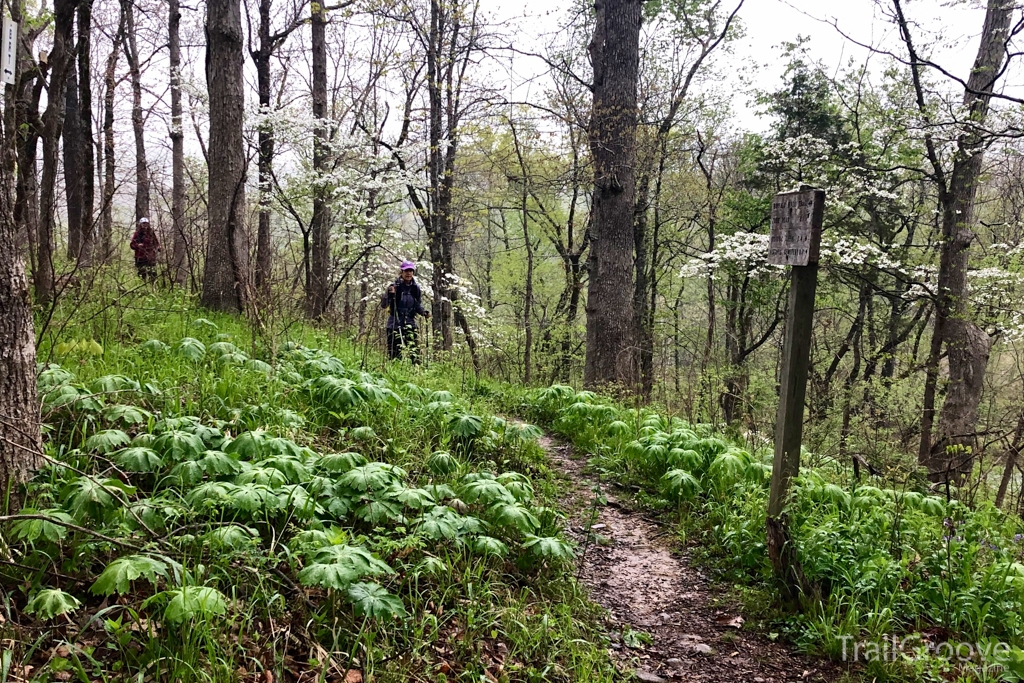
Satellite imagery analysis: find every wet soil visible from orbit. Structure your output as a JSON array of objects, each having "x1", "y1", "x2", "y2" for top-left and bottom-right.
[{"x1": 543, "y1": 436, "x2": 850, "y2": 683}]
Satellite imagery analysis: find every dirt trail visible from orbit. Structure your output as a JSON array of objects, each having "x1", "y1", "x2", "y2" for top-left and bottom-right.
[{"x1": 543, "y1": 436, "x2": 844, "y2": 683}]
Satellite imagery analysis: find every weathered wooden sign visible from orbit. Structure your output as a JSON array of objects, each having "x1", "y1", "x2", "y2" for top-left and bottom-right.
[{"x1": 768, "y1": 187, "x2": 824, "y2": 266}]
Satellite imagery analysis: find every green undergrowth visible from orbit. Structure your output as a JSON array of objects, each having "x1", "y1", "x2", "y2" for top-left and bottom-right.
[
  {"x1": 1, "y1": 291, "x2": 616, "y2": 682},
  {"x1": 504, "y1": 384, "x2": 1024, "y2": 682}
]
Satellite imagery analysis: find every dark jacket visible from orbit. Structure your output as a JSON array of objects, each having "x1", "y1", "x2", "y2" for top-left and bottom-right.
[
  {"x1": 130, "y1": 226, "x2": 160, "y2": 264},
  {"x1": 381, "y1": 278, "x2": 428, "y2": 330}
]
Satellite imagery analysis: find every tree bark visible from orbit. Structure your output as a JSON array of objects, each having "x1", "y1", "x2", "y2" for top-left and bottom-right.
[
  {"x1": 123, "y1": 0, "x2": 150, "y2": 225},
  {"x1": 14, "y1": 31, "x2": 43, "y2": 272},
  {"x1": 1, "y1": 86, "x2": 43, "y2": 510},
  {"x1": 170, "y1": 0, "x2": 188, "y2": 285},
  {"x1": 307, "y1": 0, "x2": 330, "y2": 319},
  {"x1": 38, "y1": 0, "x2": 79, "y2": 304},
  {"x1": 63, "y1": 53, "x2": 83, "y2": 260},
  {"x1": 253, "y1": 0, "x2": 274, "y2": 298},
  {"x1": 76, "y1": 0, "x2": 95, "y2": 267},
  {"x1": 584, "y1": 0, "x2": 642, "y2": 390},
  {"x1": 202, "y1": 0, "x2": 249, "y2": 312},
  {"x1": 100, "y1": 5, "x2": 126, "y2": 262}
]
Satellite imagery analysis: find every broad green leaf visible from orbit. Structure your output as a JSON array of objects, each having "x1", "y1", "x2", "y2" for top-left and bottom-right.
[
  {"x1": 202, "y1": 525, "x2": 259, "y2": 549},
  {"x1": 234, "y1": 466, "x2": 288, "y2": 487},
  {"x1": 224, "y1": 431, "x2": 267, "y2": 459},
  {"x1": 174, "y1": 337, "x2": 207, "y2": 361},
  {"x1": 208, "y1": 341, "x2": 240, "y2": 355},
  {"x1": 349, "y1": 426, "x2": 377, "y2": 441},
  {"x1": 24, "y1": 589, "x2": 81, "y2": 620},
  {"x1": 472, "y1": 536, "x2": 508, "y2": 557},
  {"x1": 163, "y1": 586, "x2": 227, "y2": 623},
  {"x1": 393, "y1": 487, "x2": 436, "y2": 509},
  {"x1": 448, "y1": 413, "x2": 484, "y2": 438},
  {"x1": 154, "y1": 430, "x2": 205, "y2": 460},
  {"x1": 114, "y1": 447, "x2": 164, "y2": 473},
  {"x1": 661, "y1": 469, "x2": 701, "y2": 499},
  {"x1": 316, "y1": 451, "x2": 367, "y2": 473},
  {"x1": 103, "y1": 404, "x2": 153, "y2": 426},
  {"x1": 488, "y1": 502, "x2": 539, "y2": 534},
  {"x1": 355, "y1": 499, "x2": 404, "y2": 524},
  {"x1": 140, "y1": 339, "x2": 170, "y2": 354},
  {"x1": 427, "y1": 451, "x2": 460, "y2": 476},
  {"x1": 346, "y1": 582, "x2": 406, "y2": 618},
  {"x1": 86, "y1": 429, "x2": 131, "y2": 453},
  {"x1": 91, "y1": 555, "x2": 170, "y2": 596},
  {"x1": 169, "y1": 460, "x2": 204, "y2": 485},
  {"x1": 522, "y1": 535, "x2": 574, "y2": 560},
  {"x1": 338, "y1": 462, "x2": 406, "y2": 492},
  {"x1": 460, "y1": 478, "x2": 515, "y2": 505},
  {"x1": 10, "y1": 508, "x2": 73, "y2": 543},
  {"x1": 63, "y1": 477, "x2": 131, "y2": 519},
  {"x1": 90, "y1": 375, "x2": 139, "y2": 394},
  {"x1": 198, "y1": 450, "x2": 240, "y2": 475}
]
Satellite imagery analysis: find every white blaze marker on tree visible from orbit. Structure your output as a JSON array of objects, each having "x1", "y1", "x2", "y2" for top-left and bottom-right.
[
  {"x1": 1, "y1": 16, "x2": 17, "y2": 85},
  {"x1": 766, "y1": 185, "x2": 824, "y2": 600}
]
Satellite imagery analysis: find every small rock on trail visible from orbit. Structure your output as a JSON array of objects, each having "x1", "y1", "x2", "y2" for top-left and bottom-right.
[{"x1": 540, "y1": 435, "x2": 844, "y2": 683}]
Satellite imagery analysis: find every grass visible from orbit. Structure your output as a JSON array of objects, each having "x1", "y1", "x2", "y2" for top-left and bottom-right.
[{"x1": 1, "y1": 282, "x2": 620, "y2": 682}]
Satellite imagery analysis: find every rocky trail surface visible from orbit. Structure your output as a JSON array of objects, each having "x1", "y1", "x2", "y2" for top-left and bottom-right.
[{"x1": 543, "y1": 436, "x2": 847, "y2": 683}]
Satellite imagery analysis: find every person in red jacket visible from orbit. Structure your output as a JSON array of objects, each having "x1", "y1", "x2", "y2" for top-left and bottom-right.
[{"x1": 129, "y1": 217, "x2": 160, "y2": 281}]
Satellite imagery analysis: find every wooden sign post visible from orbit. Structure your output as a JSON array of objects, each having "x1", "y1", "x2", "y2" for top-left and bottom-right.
[{"x1": 765, "y1": 185, "x2": 824, "y2": 600}]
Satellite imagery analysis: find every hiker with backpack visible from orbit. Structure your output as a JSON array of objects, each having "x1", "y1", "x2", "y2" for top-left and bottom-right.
[{"x1": 381, "y1": 261, "x2": 430, "y2": 362}]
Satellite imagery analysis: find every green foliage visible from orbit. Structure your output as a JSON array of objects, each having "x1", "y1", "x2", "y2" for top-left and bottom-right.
[
  {"x1": 92, "y1": 555, "x2": 172, "y2": 596},
  {"x1": 160, "y1": 586, "x2": 228, "y2": 624},
  {"x1": 86, "y1": 429, "x2": 132, "y2": 453},
  {"x1": 13, "y1": 307, "x2": 602, "y2": 682},
  {"x1": 346, "y1": 582, "x2": 407, "y2": 618},
  {"x1": 24, "y1": 589, "x2": 82, "y2": 620}
]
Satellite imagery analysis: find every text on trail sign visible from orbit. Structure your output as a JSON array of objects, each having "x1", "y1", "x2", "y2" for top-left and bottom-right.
[
  {"x1": 1, "y1": 16, "x2": 16, "y2": 86},
  {"x1": 768, "y1": 188, "x2": 824, "y2": 267}
]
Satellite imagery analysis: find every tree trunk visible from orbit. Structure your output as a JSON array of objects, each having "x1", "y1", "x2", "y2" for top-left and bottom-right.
[
  {"x1": 170, "y1": 0, "x2": 188, "y2": 285},
  {"x1": 584, "y1": 0, "x2": 642, "y2": 390},
  {"x1": 63, "y1": 52, "x2": 83, "y2": 260},
  {"x1": 307, "y1": 0, "x2": 330, "y2": 319},
  {"x1": 1, "y1": 95, "x2": 42, "y2": 510},
  {"x1": 123, "y1": 0, "x2": 150, "y2": 225},
  {"x1": 76, "y1": 0, "x2": 95, "y2": 267},
  {"x1": 14, "y1": 46, "x2": 43, "y2": 272},
  {"x1": 38, "y1": 0, "x2": 79, "y2": 304},
  {"x1": 253, "y1": 0, "x2": 274, "y2": 298},
  {"x1": 202, "y1": 0, "x2": 249, "y2": 312},
  {"x1": 913, "y1": 0, "x2": 1012, "y2": 481},
  {"x1": 995, "y1": 411, "x2": 1024, "y2": 509},
  {"x1": 100, "y1": 5, "x2": 125, "y2": 262}
]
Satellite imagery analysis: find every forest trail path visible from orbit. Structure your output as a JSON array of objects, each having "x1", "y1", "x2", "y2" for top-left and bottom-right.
[{"x1": 541, "y1": 435, "x2": 845, "y2": 683}]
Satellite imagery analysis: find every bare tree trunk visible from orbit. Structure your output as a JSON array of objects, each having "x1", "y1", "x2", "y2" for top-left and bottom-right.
[
  {"x1": 76, "y1": 0, "x2": 95, "y2": 267},
  {"x1": 202, "y1": 0, "x2": 249, "y2": 312},
  {"x1": 1, "y1": 88, "x2": 42, "y2": 510},
  {"x1": 170, "y1": 0, "x2": 188, "y2": 284},
  {"x1": 63, "y1": 51, "x2": 83, "y2": 260},
  {"x1": 996, "y1": 411, "x2": 1024, "y2": 509},
  {"x1": 123, "y1": 0, "x2": 150, "y2": 224},
  {"x1": 584, "y1": 0, "x2": 642, "y2": 390},
  {"x1": 14, "y1": 41, "x2": 43, "y2": 272},
  {"x1": 307, "y1": 0, "x2": 330, "y2": 319},
  {"x1": 100, "y1": 5, "x2": 125, "y2": 262},
  {"x1": 38, "y1": 0, "x2": 79, "y2": 304}
]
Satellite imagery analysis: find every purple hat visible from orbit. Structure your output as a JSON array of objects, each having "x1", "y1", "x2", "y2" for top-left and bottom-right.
[{"x1": 400, "y1": 260, "x2": 415, "y2": 271}]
